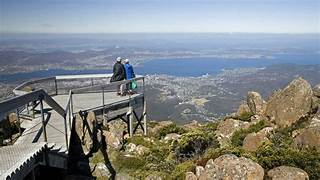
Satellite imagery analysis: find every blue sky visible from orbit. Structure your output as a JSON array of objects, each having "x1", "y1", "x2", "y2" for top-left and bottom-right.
[{"x1": 1, "y1": 0, "x2": 319, "y2": 33}]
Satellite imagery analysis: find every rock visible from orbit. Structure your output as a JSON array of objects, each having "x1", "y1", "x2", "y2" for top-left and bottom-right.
[
  {"x1": 247, "y1": 91, "x2": 266, "y2": 116},
  {"x1": 135, "y1": 145, "x2": 150, "y2": 156},
  {"x1": 196, "y1": 166, "x2": 205, "y2": 177},
  {"x1": 74, "y1": 112, "x2": 96, "y2": 155},
  {"x1": 103, "y1": 131, "x2": 121, "y2": 149},
  {"x1": 183, "y1": 120, "x2": 201, "y2": 130},
  {"x1": 185, "y1": 172, "x2": 197, "y2": 180},
  {"x1": 236, "y1": 102, "x2": 251, "y2": 117},
  {"x1": 164, "y1": 133, "x2": 181, "y2": 143},
  {"x1": 201, "y1": 154, "x2": 264, "y2": 180},
  {"x1": 311, "y1": 96, "x2": 320, "y2": 111},
  {"x1": 265, "y1": 77, "x2": 313, "y2": 127},
  {"x1": 293, "y1": 126, "x2": 320, "y2": 150},
  {"x1": 115, "y1": 172, "x2": 132, "y2": 180},
  {"x1": 267, "y1": 166, "x2": 309, "y2": 180},
  {"x1": 125, "y1": 143, "x2": 137, "y2": 153},
  {"x1": 215, "y1": 118, "x2": 250, "y2": 147},
  {"x1": 145, "y1": 174, "x2": 162, "y2": 180},
  {"x1": 8, "y1": 113, "x2": 18, "y2": 124},
  {"x1": 125, "y1": 143, "x2": 150, "y2": 156},
  {"x1": 243, "y1": 127, "x2": 273, "y2": 152},
  {"x1": 314, "y1": 84, "x2": 320, "y2": 97},
  {"x1": 92, "y1": 162, "x2": 111, "y2": 178}
]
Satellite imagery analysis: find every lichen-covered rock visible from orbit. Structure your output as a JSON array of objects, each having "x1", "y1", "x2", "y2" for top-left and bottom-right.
[
  {"x1": 183, "y1": 120, "x2": 201, "y2": 130},
  {"x1": 164, "y1": 133, "x2": 181, "y2": 143},
  {"x1": 125, "y1": 143, "x2": 137, "y2": 153},
  {"x1": 265, "y1": 77, "x2": 313, "y2": 127},
  {"x1": 313, "y1": 84, "x2": 320, "y2": 98},
  {"x1": 215, "y1": 118, "x2": 250, "y2": 147},
  {"x1": 185, "y1": 172, "x2": 197, "y2": 180},
  {"x1": 236, "y1": 102, "x2": 251, "y2": 117},
  {"x1": 200, "y1": 154, "x2": 264, "y2": 180},
  {"x1": 196, "y1": 165, "x2": 205, "y2": 178},
  {"x1": 145, "y1": 174, "x2": 162, "y2": 180},
  {"x1": 267, "y1": 166, "x2": 309, "y2": 180},
  {"x1": 247, "y1": 91, "x2": 266, "y2": 116},
  {"x1": 103, "y1": 131, "x2": 121, "y2": 149},
  {"x1": 74, "y1": 112, "x2": 96, "y2": 155},
  {"x1": 293, "y1": 125, "x2": 320, "y2": 150},
  {"x1": 243, "y1": 127, "x2": 273, "y2": 152},
  {"x1": 135, "y1": 145, "x2": 150, "y2": 156}
]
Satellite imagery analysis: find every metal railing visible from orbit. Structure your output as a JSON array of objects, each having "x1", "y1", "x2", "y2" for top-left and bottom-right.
[{"x1": 1, "y1": 74, "x2": 145, "y2": 148}]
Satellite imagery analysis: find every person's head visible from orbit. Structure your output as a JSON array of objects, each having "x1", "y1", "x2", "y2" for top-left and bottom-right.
[
  {"x1": 116, "y1": 57, "x2": 122, "y2": 62},
  {"x1": 124, "y1": 59, "x2": 129, "y2": 64}
]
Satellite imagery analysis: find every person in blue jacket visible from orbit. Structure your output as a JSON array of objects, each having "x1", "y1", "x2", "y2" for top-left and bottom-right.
[{"x1": 124, "y1": 59, "x2": 136, "y2": 93}]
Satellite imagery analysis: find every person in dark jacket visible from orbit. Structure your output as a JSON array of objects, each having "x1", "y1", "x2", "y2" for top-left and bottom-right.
[
  {"x1": 110, "y1": 57, "x2": 126, "y2": 95},
  {"x1": 124, "y1": 59, "x2": 136, "y2": 94}
]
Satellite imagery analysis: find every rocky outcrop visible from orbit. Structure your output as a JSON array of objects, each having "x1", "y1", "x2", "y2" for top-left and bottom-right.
[
  {"x1": 313, "y1": 84, "x2": 320, "y2": 98},
  {"x1": 266, "y1": 166, "x2": 309, "y2": 180},
  {"x1": 74, "y1": 112, "x2": 96, "y2": 155},
  {"x1": 293, "y1": 113, "x2": 320, "y2": 150},
  {"x1": 265, "y1": 77, "x2": 313, "y2": 127},
  {"x1": 247, "y1": 91, "x2": 266, "y2": 116},
  {"x1": 236, "y1": 102, "x2": 251, "y2": 117},
  {"x1": 199, "y1": 154, "x2": 264, "y2": 180},
  {"x1": 243, "y1": 127, "x2": 273, "y2": 152},
  {"x1": 185, "y1": 172, "x2": 197, "y2": 180},
  {"x1": 103, "y1": 120, "x2": 127, "y2": 149},
  {"x1": 215, "y1": 118, "x2": 250, "y2": 147}
]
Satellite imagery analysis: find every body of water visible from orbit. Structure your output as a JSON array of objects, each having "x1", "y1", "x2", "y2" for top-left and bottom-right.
[{"x1": 1, "y1": 53, "x2": 319, "y2": 83}]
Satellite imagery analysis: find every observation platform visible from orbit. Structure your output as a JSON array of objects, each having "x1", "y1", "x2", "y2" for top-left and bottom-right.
[{"x1": 0, "y1": 74, "x2": 146, "y2": 179}]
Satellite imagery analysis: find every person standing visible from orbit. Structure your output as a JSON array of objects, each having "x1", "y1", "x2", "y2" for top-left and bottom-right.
[
  {"x1": 124, "y1": 59, "x2": 136, "y2": 94},
  {"x1": 110, "y1": 57, "x2": 126, "y2": 95}
]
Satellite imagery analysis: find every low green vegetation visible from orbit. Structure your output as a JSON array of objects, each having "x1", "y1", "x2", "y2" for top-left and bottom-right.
[
  {"x1": 158, "y1": 123, "x2": 187, "y2": 139},
  {"x1": 237, "y1": 112, "x2": 254, "y2": 122},
  {"x1": 255, "y1": 143, "x2": 320, "y2": 180},
  {"x1": 231, "y1": 120, "x2": 268, "y2": 147},
  {"x1": 90, "y1": 119, "x2": 320, "y2": 179}
]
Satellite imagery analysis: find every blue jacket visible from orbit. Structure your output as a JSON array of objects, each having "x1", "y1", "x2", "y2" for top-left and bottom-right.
[{"x1": 124, "y1": 63, "x2": 135, "y2": 80}]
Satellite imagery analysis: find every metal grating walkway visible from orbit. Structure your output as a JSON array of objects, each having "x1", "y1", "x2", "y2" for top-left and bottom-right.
[{"x1": 0, "y1": 142, "x2": 47, "y2": 179}]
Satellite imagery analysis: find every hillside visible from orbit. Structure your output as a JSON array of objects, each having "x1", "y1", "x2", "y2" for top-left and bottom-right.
[{"x1": 84, "y1": 77, "x2": 320, "y2": 179}]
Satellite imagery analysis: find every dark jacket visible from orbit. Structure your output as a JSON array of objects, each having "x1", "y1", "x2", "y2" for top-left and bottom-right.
[
  {"x1": 110, "y1": 62, "x2": 126, "y2": 82},
  {"x1": 124, "y1": 63, "x2": 135, "y2": 80}
]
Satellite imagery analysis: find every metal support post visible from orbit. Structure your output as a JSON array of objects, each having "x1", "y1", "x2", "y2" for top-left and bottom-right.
[
  {"x1": 143, "y1": 98, "x2": 147, "y2": 136},
  {"x1": 64, "y1": 114, "x2": 69, "y2": 148},
  {"x1": 16, "y1": 109, "x2": 22, "y2": 135},
  {"x1": 128, "y1": 106, "x2": 133, "y2": 137},
  {"x1": 54, "y1": 78, "x2": 58, "y2": 95},
  {"x1": 40, "y1": 98, "x2": 47, "y2": 142}
]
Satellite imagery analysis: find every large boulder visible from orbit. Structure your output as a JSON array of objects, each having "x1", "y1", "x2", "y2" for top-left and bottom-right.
[
  {"x1": 313, "y1": 84, "x2": 320, "y2": 98},
  {"x1": 243, "y1": 127, "x2": 273, "y2": 152},
  {"x1": 74, "y1": 112, "x2": 96, "y2": 155},
  {"x1": 199, "y1": 154, "x2": 264, "y2": 180},
  {"x1": 293, "y1": 114, "x2": 320, "y2": 150},
  {"x1": 265, "y1": 78, "x2": 313, "y2": 127},
  {"x1": 103, "y1": 120, "x2": 127, "y2": 149},
  {"x1": 266, "y1": 166, "x2": 309, "y2": 180},
  {"x1": 236, "y1": 102, "x2": 251, "y2": 117},
  {"x1": 215, "y1": 118, "x2": 250, "y2": 147},
  {"x1": 247, "y1": 91, "x2": 266, "y2": 116}
]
